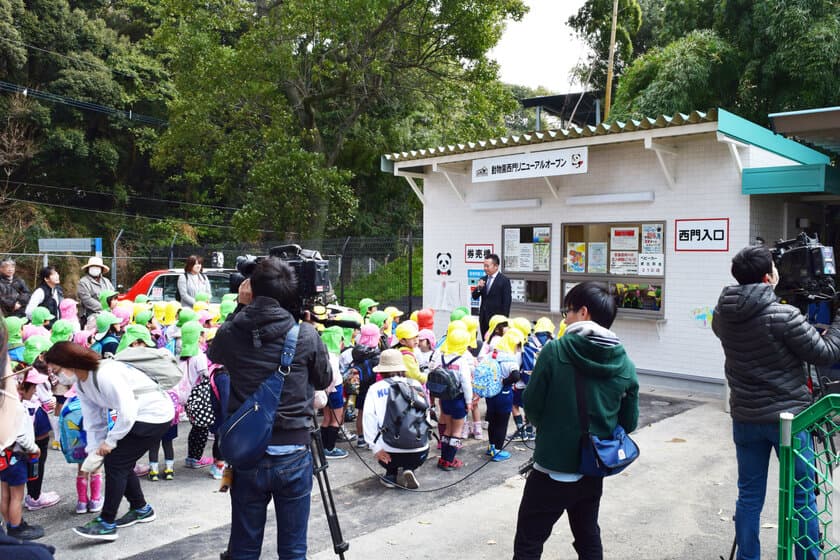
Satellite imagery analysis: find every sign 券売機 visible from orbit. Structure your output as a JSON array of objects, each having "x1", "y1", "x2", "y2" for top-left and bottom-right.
[
  {"x1": 465, "y1": 244, "x2": 494, "y2": 263},
  {"x1": 471, "y1": 147, "x2": 588, "y2": 183},
  {"x1": 674, "y1": 218, "x2": 729, "y2": 252}
]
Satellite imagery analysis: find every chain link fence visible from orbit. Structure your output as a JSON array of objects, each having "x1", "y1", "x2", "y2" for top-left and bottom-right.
[{"x1": 3, "y1": 234, "x2": 423, "y2": 313}]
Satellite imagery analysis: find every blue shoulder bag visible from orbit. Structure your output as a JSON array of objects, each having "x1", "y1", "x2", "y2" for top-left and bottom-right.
[
  {"x1": 575, "y1": 369, "x2": 639, "y2": 477},
  {"x1": 218, "y1": 325, "x2": 299, "y2": 470}
]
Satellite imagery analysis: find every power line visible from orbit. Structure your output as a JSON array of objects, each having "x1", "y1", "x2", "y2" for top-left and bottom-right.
[
  {"x1": 0, "y1": 36, "x2": 162, "y2": 86},
  {"x1": 6, "y1": 179, "x2": 240, "y2": 212},
  {"x1": 0, "y1": 80, "x2": 167, "y2": 126},
  {"x1": 3, "y1": 197, "x2": 274, "y2": 233}
]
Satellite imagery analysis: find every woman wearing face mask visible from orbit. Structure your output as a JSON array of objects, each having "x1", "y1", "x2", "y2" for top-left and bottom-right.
[
  {"x1": 176, "y1": 255, "x2": 212, "y2": 308},
  {"x1": 43, "y1": 342, "x2": 174, "y2": 542},
  {"x1": 77, "y1": 257, "x2": 114, "y2": 323}
]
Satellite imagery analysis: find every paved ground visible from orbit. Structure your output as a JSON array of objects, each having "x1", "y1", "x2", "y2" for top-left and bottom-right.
[{"x1": 22, "y1": 387, "x2": 782, "y2": 559}]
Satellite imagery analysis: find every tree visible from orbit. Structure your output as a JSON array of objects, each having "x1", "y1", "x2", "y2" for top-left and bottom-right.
[{"x1": 154, "y1": 0, "x2": 527, "y2": 240}]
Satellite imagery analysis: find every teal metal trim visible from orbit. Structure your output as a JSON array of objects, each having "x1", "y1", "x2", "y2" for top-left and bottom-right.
[
  {"x1": 742, "y1": 164, "x2": 840, "y2": 195},
  {"x1": 769, "y1": 106, "x2": 840, "y2": 118},
  {"x1": 718, "y1": 108, "x2": 830, "y2": 165}
]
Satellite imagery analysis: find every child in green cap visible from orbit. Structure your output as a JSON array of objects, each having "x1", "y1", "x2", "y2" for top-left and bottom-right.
[{"x1": 318, "y1": 326, "x2": 348, "y2": 459}]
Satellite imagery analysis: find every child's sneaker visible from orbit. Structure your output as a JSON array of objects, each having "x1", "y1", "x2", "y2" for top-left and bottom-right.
[
  {"x1": 402, "y1": 469, "x2": 419, "y2": 489},
  {"x1": 148, "y1": 470, "x2": 159, "y2": 482},
  {"x1": 526, "y1": 426, "x2": 536, "y2": 441},
  {"x1": 209, "y1": 464, "x2": 224, "y2": 480},
  {"x1": 76, "y1": 501, "x2": 89, "y2": 514},
  {"x1": 89, "y1": 498, "x2": 104, "y2": 513},
  {"x1": 460, "y1": 421, "x2": 471, "y2": 439},
  {"x1": 115, "y1": 505, "x2": 156, "y2": 528},
  {"x1": 164, "y1": 469, "x2": 174, "y2": 481},
  {"x1": 324, "y1": 448, "x2": 349, "y2": 459},
  {"x1": 486, "y1": 445, "x2": 497, "y2": 457},
  {"x1": 184, "y1": 457, "x2": 213, "y2": 469},
  {"x1": 24, "y1": 492, "x2": 60, "y2": 511},
  {"x1": 449, "y1": 458, "x2": 464, "y2": 469},
  {"x1": 8, "y1": 520, "x2": 45, "y2": 541},
  {"x1": 472, "y1": 423, "x2": 484, "y2": 440},
  {"x1": 379, "y1": 473, "x2": 398, "y2": 488},
  {"x1": 73, "y1": 517, "x2": 117, "y2": 541},
  {"x1": 491, "y1": 449, "x2": 511, "y2": 462},
  {"x1": 356, "y1": 438, "x2": 368, "y2": 449}
]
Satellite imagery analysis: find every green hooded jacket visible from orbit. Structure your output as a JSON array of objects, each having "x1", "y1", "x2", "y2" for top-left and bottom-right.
[{"x1": 523, "y1": 331, "x2": 639, "y2": 473}]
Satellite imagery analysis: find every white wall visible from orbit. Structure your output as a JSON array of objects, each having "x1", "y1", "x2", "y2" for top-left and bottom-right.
[{"x1": 415, "y1": 130, "x2": 752, "y2": 382}]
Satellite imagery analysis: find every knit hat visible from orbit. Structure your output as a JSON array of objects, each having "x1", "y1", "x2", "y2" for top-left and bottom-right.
[
  {"x1": 442, "y1": 328, "x2": 470, "y2": 356},
  {"x1": 98, "y1": 290, "x2": 118, "y2": 311},
  {"x1": 358, "y1": 324, "x2": 380, "y2": 348},
  {"x1": 5, "y1": 316, "x2": 25, "y2": 349},
  {"x1": 116, "y1": 324, "x2": 154, "y2": 354},
  {"x1": 368, "y1": 310, "x2": 389, "y2": 328},
  {"x1": 134, "y1": 294, "x2": 149, "y2": 304},
  {"x1": 395, "y1": 320, "x2": 419, "y2": 341},
  {"x1": 31, "y1": 306, "x2": 55, "y2": 326},
  {"x1": 177, "y1": 308, "x2": 197, "y2": 328},
  {"x1": 50, "y1": 320, "x2": 75, "y2": 344},
  {"x1": 417, "y1": 328, "x2": 436, "y2": 348},
  {"x1": 372, "y1": 349, "x2": 407, "y2": 373},
  {"x1": 449, "y1": 307, "x2": 468, "y2": 323},
  {"x1": 358, "y1": 298, "x2": 379, "y2": 318},
  {"x1": 94, "y1": 312, "x2": 121, "y2": 341},
  {"x1": 511, "y1": 317, "x2": 533, "y2": 339},
  {"x1": 321, "y1": 326, "x2": 344, "y2": 355},
  {"x1": 219, "y1": 299, "x2": 236, "y2": 323},
  {"x1": 23, "y1": 335, "x2": 52, "y2": 366},
  {"x1": 179, "y1": 321, "x2": 203, "y2": 358},
  {"x1": 534, "y1": 317, "x2": 556, "y2": 334},
  {"x1": 417, "y1": 308, "x2": 435, "y2": 330},
  {"x1": 135, "y1": 310, "x2": 154, "y2": 326},
  {"x1": 59, "y1": 298, "x2": 78, "y2": 320}
]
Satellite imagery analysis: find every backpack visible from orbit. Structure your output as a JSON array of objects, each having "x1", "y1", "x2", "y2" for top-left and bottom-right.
[
  {"x1": 58, "y1": 396, "x2": 87, "y2": 464},
  {"x1": 427, "y1": 356, "x2": 462, "y2": 400},
  {"x1": 186, "y1": 377, "x2": 215, "y2": 428},
  {"x1": 352, "y1": 359, "x2": 377, "y2": 385},
  {"x1": 114, "y1": 347, "x2": 183, "y2": 390},
  {"x1": 473, "y1": 351, "x2": 518, "y2": 398},
  {"x1": 373, "y1": 379, "x2": 430, "y2": 450}
]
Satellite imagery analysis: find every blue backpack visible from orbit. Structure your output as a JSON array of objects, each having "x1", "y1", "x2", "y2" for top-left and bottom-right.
[
  {"x1": 58, "y1": 396, "x2": 87, "y2": 464},
  {"x1": 473, "y1": 351, "x2": 518, "y2": 398}
]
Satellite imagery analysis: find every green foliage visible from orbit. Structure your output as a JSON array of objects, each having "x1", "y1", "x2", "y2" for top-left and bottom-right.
[
  {"x1": 340, "y1": 249, "x2": 423, "y2": 306},
  {"x1": 610, "y1": 30, "x2": 739, "y2": 120}
]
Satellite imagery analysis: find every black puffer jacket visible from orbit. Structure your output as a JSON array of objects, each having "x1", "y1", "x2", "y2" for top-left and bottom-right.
[
  {"x1": 208, "y1": 296, "x2": 332, "y2": 446},
  {"x1": 713, "y1": 283, "x2": 840, "y2": 423}
]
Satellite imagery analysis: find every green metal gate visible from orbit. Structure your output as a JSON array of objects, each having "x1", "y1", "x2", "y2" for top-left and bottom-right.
[{"x1": 778, "y1": 394, "x2": 840, "y2": 559}]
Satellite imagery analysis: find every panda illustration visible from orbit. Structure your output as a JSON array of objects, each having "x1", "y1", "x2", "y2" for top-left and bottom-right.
[{"x1": 436, "y1": 252, "x2": 452, "y2": 276}]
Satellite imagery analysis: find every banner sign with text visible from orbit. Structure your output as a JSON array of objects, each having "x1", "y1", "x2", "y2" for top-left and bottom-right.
[{"x1": 472, "y1": 147, "x2": 588, "y2": 183}]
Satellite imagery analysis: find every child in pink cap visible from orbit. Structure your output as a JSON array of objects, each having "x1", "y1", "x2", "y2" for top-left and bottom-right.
[{"x1": 59, "y1": 299, "x2": 81, "y2": 332}]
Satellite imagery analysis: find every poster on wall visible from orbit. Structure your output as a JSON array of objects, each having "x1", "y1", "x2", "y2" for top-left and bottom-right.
[
  {"x1": 638, "y1": 253, "x2": 664, "y2": 276},
  {"x1": 465, "y1": 244, "x2": 494, "y2": 264},
  {"x1": 642, "y1": 224, "x2": 663, "y2": 254},
  {"x1": 611, "y1": 227, "x2": 639, "y2": 251},
  {"x1": 510, "y1": 279, "x2": 527, "y2": 303},
  {"x1": 610, "y1": 251, "x2": 638, "y2": 275},
  {"x1": 588, "y1": 242, "x2": 608, "y2": 273},
  {"x1": 533, "y1": 227, "x2": 551, "y2": 243},
  {"x1": 566, "y1": 243, "x2": 586, "y2": 272},
  {"x1": 533, "y1": 243, "x2": 550, "y2": 271},
  {"x1": 519, "y1": 244, "x2": 534, "y2": 272},
  {"x1": 675, "y1": 218, "x2": 730, "y2": 252},
  {"x1": 467, "y1": 269, "x2": 484, "y2": 310},
  {"x1": 504, "y1": 228, "x2": 520, "y2": 270}
]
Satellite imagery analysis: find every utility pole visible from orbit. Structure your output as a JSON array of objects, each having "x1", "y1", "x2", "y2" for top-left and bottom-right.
[{"x1": 604, "y1": 0, "x2": 619, "y2": 121}]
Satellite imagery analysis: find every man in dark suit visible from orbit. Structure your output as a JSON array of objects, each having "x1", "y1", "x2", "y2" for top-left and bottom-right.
[{"x1": 471, "y1": 253, "x2": 512, "y2": 337}]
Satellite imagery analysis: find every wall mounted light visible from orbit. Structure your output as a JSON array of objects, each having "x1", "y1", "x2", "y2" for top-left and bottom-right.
[
  {"x1": 566, "y1": 191, "x2": 655, "y2": 206},
  {"x1": 469, "y1": 198, "x2": 542, "y2": 211}
]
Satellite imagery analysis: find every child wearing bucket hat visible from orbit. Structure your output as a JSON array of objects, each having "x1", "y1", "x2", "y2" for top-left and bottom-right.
[
  {"x1": 177, "y1": 321, "x2": 213, "y2": 469},
  {"x1": 6, "y1": 316, "x2": 26, "y2": 364},
  {"x1": 433, "y1": 327, "x2": 474, "y2": 471},
  {"x1": 395, "y1": 320, "x2": 424, "y2": 384},
  {"x1": 358, "y1": 297, "x2": 379, "y2": 320},
  {"x1": 363, "y1": 348, "x2": 429, "y2": 489},
  {"x1": 318, "y1": 326, "x2": 349, "y2": 459},
  {"x1": 29, "y1": 307, "x2": 54, "y2": 338},
  {"x1": 59, "y1": 298, "x2": 81, "y2": 332},
  {"x1": 90, "y1": 312, "x2": 122, "y2": 358}
]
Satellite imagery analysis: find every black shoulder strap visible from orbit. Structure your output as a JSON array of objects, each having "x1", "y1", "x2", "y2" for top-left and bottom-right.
[
  {"x1": 278, "y1": 325, "x2": 300, "y2": 374},
  {"x1": 574, "y1": 370, "x2": 590, "y2": 436},
  {"x1": 442, "y1": 355, "x2": 461, "y2": 369}
]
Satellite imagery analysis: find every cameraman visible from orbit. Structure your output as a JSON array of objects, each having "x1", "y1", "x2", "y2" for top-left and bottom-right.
[
  {"x1": 713, "y1": 245, "x2": 840, "y2": 560},
  {"x1": 209, "y1": 257, "x2": 332, "y2": 560}
]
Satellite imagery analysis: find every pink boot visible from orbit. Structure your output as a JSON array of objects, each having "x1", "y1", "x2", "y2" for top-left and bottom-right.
[
  {"x1": 88, "y1": 473, "x2": 104, "y2": 513},
  {"x1": 75, "y1": 476, "x2": 88, "y2": 514}
]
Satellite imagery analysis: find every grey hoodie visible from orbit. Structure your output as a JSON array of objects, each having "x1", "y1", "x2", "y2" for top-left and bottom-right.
[{"x1": 713, "y1": 283, "x2": 840, "y2": 423}]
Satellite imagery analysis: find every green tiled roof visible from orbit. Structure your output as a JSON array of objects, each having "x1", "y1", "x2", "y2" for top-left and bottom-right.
[{"x1": 384, "y1": 108, "x2": 718, "y2": 163}]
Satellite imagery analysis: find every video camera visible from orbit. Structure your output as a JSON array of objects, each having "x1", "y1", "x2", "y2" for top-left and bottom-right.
[{"x1": 770, "y1": 233, "x2": 837, "y2": 307}]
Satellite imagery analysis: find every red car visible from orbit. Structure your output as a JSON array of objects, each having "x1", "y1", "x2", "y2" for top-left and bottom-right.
[{"x1": 119, "y1": 269, "x2": 235, "y2": 303}]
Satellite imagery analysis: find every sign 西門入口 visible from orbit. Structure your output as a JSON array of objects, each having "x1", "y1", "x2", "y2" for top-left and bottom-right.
[{"x1": 675, "y1": 218, "x2": 729, "y2": 252}]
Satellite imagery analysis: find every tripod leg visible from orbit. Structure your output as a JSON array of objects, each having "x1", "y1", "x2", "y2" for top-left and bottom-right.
[{"x1": 311, "y1": 430, "x2": 350, "y2": 559}]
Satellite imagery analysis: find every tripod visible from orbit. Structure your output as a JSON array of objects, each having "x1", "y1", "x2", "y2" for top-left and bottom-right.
[{"x1": 311, "y1": 429, "x2": 350, "y2": 559}]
